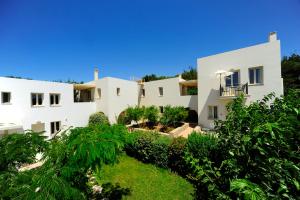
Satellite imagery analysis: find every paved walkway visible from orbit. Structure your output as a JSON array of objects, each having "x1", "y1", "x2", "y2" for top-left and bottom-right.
[{"x1": 176, "y1": 126, "x2": 194, "y2": 138}]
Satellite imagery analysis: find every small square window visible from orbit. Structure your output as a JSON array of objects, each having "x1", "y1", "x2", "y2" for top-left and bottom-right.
[
  {"x1": 1, "y1": 92, "x2": 11, "y2": 104},
  {"x1": 31, "y1": 93, "x2": 44, "y2": 106},
  {"x1": 117, "y1": 88, "x2": 120, "y2": 96},
  {"x1": 50, "y1": 94, "x2": 60, "y2": 106},
  {"x1": 249, "y1": 67, "x2": 263, "y2": 85},
  {"x1": 159, "y1": 87, "x2": 163, "y2": 96},
  {"x1": 208, "y1": 106, "x2": 218, "y2": 120},
  {"x1": 50, "y1": 121, "x2": 61, "y2": 135}
]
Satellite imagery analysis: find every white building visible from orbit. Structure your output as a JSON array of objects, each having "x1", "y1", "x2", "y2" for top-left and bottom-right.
[
  {"x1": 139, "y1": 76, "x2": 198, "y2": 113},
  {"x1": 197, "y1": 32, "x2": 283, "y2": 128},
  {"x1": 0, "y1": 32, "x2": 283, "y2": 136}
]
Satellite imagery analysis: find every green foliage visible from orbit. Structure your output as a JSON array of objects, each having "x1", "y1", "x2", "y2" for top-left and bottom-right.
[
  {"x1": 186, "y1": 132, "x2": 218, "y2": 159},
  {"x1": 88, "y1": 112, "x2": 109, "y2": 126},
  {"x1": 0, "y1": 131, "x2": 48, "y2": 172},
  {"x1": 160, "y1": 105, "x2": 188, "y2": 127},
  {"x1": 0, "y1": 125, "x2": 127, "y2": 199},
  {"x1": 124, "y1": 131, "x2": 171, "y2": 168},
  {"x1": 125, "y1": 106, "x2": 144, "y2": 124},
  {"x1": 117, "y1": 111, "x2": 131, "y2": 125},
  {"x1": 230, "y1": 179, "x2": 267, "y2": 200},
  {"x1": 187, "y1": 86, "x2": 198, "y2": 95},
  {"x1": 282, "y1": 53, "x2": 300, "y2": 93},
  {"x1": 187, "y1": 91, "x2": 300, "y2": 199},
  {"x1": 142, "y1": 74, "x2": 174, "y2": 82},
  {"x1": 143, "y1": 106, "x2": 159, "y2": 125},
  {"x1": 181, "y1": 67, "x2": 197, "y2": 80},
  {"x1": 167, "y1": 137, "x2": 188, "y2": 175}
]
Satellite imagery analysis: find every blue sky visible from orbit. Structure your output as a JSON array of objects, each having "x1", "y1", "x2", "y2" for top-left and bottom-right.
[{"x1": 0, "y1": 0, "x2": 299, "y2": 82}]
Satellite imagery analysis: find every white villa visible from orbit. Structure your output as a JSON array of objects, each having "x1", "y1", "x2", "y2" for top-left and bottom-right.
[{"x1": 0, "y1": 32, "x2": 283, "y2": 137}]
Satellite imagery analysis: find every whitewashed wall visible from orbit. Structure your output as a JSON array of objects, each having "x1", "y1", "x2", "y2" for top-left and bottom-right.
[
  {"x1": 0, "y1": 77, "x2": 96, "y2": 137},
  {"x1": 92, "y1": 77, "x2": 139, "y2": 123},
  {"x1": 197, "y1": 36, "x2": 283, "y2": 128},
  {"x1": 140, "y1": 77, "x2": 198, "y2": 111}
]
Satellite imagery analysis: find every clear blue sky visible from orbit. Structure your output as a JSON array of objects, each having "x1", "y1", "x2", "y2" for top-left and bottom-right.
[{"x1": 0, "y1": 0, "x2": 299, "y2": 82}]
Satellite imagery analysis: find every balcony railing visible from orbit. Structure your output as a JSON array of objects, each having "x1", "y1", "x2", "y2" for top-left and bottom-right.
[{"x1": 219, "y1": 83, "x2": 248, "y2": 97}]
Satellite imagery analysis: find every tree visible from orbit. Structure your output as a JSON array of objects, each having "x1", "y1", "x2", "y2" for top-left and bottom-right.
[
  {"x1": 281, "y1": 53, "x2": 300, "y2": 93},
  {"x1": 187, "y1": 91, "x2": 300, "y2": 199},
  {"x1": 181, "y1": 67, "x2": 197, "y2": 80},
  {"x1": 0, "y1": 125, "x2": 127, "y2": 199},
  {"x1": 160, "y1": 106, "x2": 188, "y2": 127},
  {"x1": 88, "y1": 112, "x2": 110, "y2": 126},
  {"x1": 125, "y1": 106, "x2": 144, "y2": 125},
  {"x1": 143, "y1": 106, "x2": 159, "y2": 126},
  {"x1": 142, "y1": 74, "x2": 173, "y2": 82}
]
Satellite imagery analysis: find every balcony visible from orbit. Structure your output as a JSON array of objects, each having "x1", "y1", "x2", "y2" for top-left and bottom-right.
[
  {"x1": 219, "y1": 83, "x2": 248, "y2": 98},
  {"x1": 73, "y1": 84, "x2": 95, "y2": 103}
]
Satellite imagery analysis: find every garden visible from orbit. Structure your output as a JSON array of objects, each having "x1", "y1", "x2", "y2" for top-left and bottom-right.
[
  {"x1": 118, "y1": 105, "x2": 193, "y2": 134},
  {"x1": 0, "y1": 91, "x2": 299, "y2": 199}
]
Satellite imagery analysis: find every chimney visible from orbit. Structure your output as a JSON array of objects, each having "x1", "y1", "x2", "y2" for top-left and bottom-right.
[
  {"x1": 94, "y1": 68, "x2": 99, "y2": 81},
  {"x1": 268, "y1": 32, "x2": 277, "y2": 42}
]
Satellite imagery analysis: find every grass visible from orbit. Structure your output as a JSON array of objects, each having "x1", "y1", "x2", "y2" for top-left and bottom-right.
[{"x1": 95, "y1": 154, "x2": 194, "y2": 200}]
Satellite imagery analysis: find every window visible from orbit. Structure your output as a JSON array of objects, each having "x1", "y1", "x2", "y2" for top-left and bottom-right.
[
  {"x1": 208, "y1": 106, "x2": 218, "y2": 120},
  {"x1": 117, "y1": 88, "x2": 120, "y2": 96},
  {"x1": 50, "y1": 121, "x2": 61, "y2": 135},
  {"x1": 159, "y1": 87, "x2": 163, "y2": 96},
  {"x1": 159, "y1": 106, "x2": 164, "y2": 113},
  {"x1": 225, "y1": 71, "x2": 240, "y2": 87},
  {"x1": 50, "y1": 94, "x2": 60, "y2": 106},
  {"x1": 249, "y1": 67, "x2": 263, "y2": 84},
  {"x1": 97, "y1": 88, "x2": 101, "y2": 99},
  {"x1": 1, "y1": 92, "x2": 11, "y2": 104},
  {"x1": 141, "y1": 89, "x2": 145, "y2": 97},
  {"x1": 31, "y1": 93, "x2": 44, "y2": 106}
]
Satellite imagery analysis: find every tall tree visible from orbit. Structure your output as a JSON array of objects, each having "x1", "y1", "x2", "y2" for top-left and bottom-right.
[{"x1": 281, "y1": 53, "x2": 300, "y2": 93}]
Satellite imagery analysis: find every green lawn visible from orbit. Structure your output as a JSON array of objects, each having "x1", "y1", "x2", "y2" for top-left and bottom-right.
[{"x1": 95, "y1": 155, "x2": 194, "y2": 200}]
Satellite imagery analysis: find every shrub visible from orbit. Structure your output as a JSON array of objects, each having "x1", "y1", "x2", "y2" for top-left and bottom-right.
[
  {"x1": 187, "y1": 91, "x2": 300, "y2": 199},
  {"x1": 168, "y1": 137, "x2": 188, "y2": 175},
  {"x1": 0, "y1": 131, "x2": 48, "y2": 172},
  {"x1": 125, "y1": 106, "x2": 144, "y2": 124},
  {"x1": 88, "y1": 112, "x2": 109, "y2": 126},
  {"x1": 187, "y1": 87, "x2": 198, "y2": 95},
  {"x1": 160, "y1": 106, "x2": 188, "y2": 127},
  {"x1": 143, "y1": 106, "x2": 159, "y2": 125},
  {"x1": 124, "y1": 131, "x2": 171, "y2": 168},
  {"x1": 186, "y1": 132, "x2": 218, "y2": 160}
]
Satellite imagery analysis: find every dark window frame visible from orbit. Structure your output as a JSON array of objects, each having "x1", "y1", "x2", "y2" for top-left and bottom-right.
[{"x1": 1, "y1": 92, "x2": 11, "y2": 104}]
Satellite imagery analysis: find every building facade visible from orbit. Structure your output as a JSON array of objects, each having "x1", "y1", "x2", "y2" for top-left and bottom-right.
[
  {"x1": 197, "y1": 32, "x2": 283, "y2": 128},
  {"x1": 0, "y1": 32, "x2": 283, "y2": 136}
]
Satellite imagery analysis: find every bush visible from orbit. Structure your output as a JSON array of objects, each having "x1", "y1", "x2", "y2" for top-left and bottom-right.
[
  {"x1": 186, "y1": 132, "x2": 218, "y2": 160},
  {"x1": 143, "y1": 106, "x2": 159, "y2": 125},
  {"x1": 124, "y1": 131, "x2": 171, "y2": 168},
  {"x1": 168, "y1": 137, "x2": 189, "y2": 175},
  {"x1": 88, "y1": 112, "x2": 109, "y2": 126},
  {"x1": 187, "y1": 91, "x2": 300, "y2": 199},
  {"x1": 125, "y1": 106, "x2": 144, "y2": 124},
  {"x1": 160, "y1": 106, "x2": 188, "y2": 127}
]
